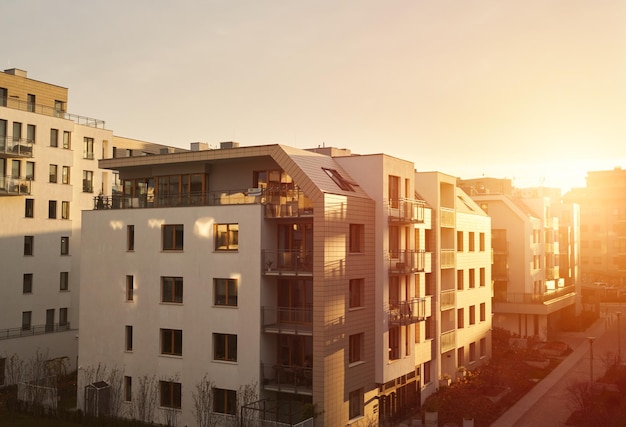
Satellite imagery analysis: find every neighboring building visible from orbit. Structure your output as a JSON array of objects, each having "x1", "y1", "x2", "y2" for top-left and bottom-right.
[
  {"x1": 564, "y1": 167, "x2": 626, "y2": 287},
  {"x1": 78, "y1": 144, "x2": 493, "y2": 426},
  {"x1": 462, "y1": 178, "x2": 579, "y2": 340},
  {"x1": 0, "y1": 69, "x2": 183, "y2": 384}
]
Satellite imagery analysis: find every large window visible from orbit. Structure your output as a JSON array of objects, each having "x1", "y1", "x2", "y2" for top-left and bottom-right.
[
  {"x1": 349, "y1": 333, "x2": 364, "y2": 364},
  {"x1": 161, "y1": 277, "x2": 183, "y2": 303},
  {"x1": 159, "y1": 381, "x2": 181, "y2": 409},
  {"x1": 125, "y1": 325, "x2": 133, "y2": 351},
  {"x1": 25, "y1": 161, "x2": 34, "y2": 180},
  {"x1": 24, "y1": 236, "x2": 34, "y2": 255},
  {"x1": 349, "y1": 278, "x2": 364, "y2": 308},
  {"x1": 214, "y1": 278, "x2": 237, "y2": 306},
  {"x1": 60, "y1": 272, "x2": 69, "y2": 291},
  {"x1": 214, "y1": 223, "x2": 238, "y2": 251},
  {"x1": 213, "y1": 333, "x2": 237, "y2": 362},
  {"x1": 161, "y1": 329, "x2": 183, "y2": 356},
  {"x1": 349, "y1": 224, "x2": 364, "y2": 253},
  {"x1": 23, "y1": 273, "x2": 33, "y2": 293},
  {"x1": 162, "y1": 224, "x2": 184, "y2": 251},
  {"x1": 349, "y1": 388, "x2": 364, "y2": 420},
  {"x1": 213, "y1": 388, "x2": 236, "y2": 415},
  {"x1": 83, "y1": 137, "x2": 94, "y2": 159},
  {"x1": 82, "y1": 170, "x2": 93, "y2": 193}
]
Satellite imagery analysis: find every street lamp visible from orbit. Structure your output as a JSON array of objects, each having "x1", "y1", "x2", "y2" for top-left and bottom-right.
[
  {"x1": 587, "y1": 336, "x2": 596, "y2": 383},
  {"x1": 617, "y1": 312, "x2": 622, "y2": 364}
]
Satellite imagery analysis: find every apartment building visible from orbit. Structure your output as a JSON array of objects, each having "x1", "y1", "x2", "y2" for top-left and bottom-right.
[
  {"x1": 77, "y1": 144, "x2": 492, "y2": 426},
  {"x1": 462, "y1": 178, "x2": 579, "y2": 340},
  {"x1": 0, "y1": 69, "x2": 183, "y2": 383}
]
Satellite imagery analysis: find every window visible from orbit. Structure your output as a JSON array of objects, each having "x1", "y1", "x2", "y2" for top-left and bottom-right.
[
  {"x1": 479, "y1": 233, "x2": 485, "y2": 251},
  {"x1": 82, "y1": 170, "x2": 93, "y2": 192},
  {"x1": 83, "y1": 137, "x2": 94, "y2": 159},
  {"x1": 424, "y1": 361, "x2": 432, "y2": 384},
  {"x1": 349, "y1": 224, "x2": 364, "y2": 253},
  {"x1": 213, "y1": 333, "x2": 237, "y2": 362},
  {"x1": 469, "y1": 342, "x2": 476, "y2": 362},
  {"x1": 24, "y1": 236, "x2": 34, "y2": 255},
  {"x1": 27, "y1": 94, "x2": 35, "y2": 112},
  {"x1": 25, "y1": 161, "x2": 34, "y2": 180},
  {"x1": 125, "y1": 325, "x2": 133, "y2": 351},
  {"x1": 480, "y1": 303, "x2": 486, "y2": 322},
  {"x1": 349, "y1": 333, "x2": 364, "y2": 364},
  {"x1": 0, "y1": 357, "x2": 5, "y2": 386},
  {"x1": 126, "y1": 276, "x2": 134, "y2": 301},
  {"x1": 124, "y1": 376, "x2": 132, "y2": 402},
  {"x1": 49, "y1": 164, "x2": 58, "y2": 182},
  {"x1": 50, "y1": 129, "x2": 58, "y2": 147},
  {"x1": 458, "y1": 347, "x2": 465, "y2": 367},
  {"x1": 457, "y1": 231, "x2": 463, "y2": 251},
  {"x1": 161, "y1": 277, "x2": 183, "y2": 303},
  {"x1": 45, "y1": 310, "x2": 54, "y2": 332},
  {"x1": 23, "y1": 273, "x2": 33, "y2": 293},
  {"x1": 469, "y1": 232, "x2": 475, "y2": 251},
  {"x1": 480, "y1": 268, "x2": 486, "y2": 287},
  {"x1": 63, "y1": 131, "x2": 70, "y2": 149},
  {"x1": 162, "y1": 224, "x2": 184, "y2": 251},
  {"x1": 457, "y1": 308, "x2": 464, "y2": 328},
  {"x1": 22, "y1": 311, "x2": 32, "y2": 331},
  {"x1": 213, "y1": 388, "x2": 236, "y2": 415},
  {"x1": 48, "y1": 200, "x2": 57, "y2": 219},
  {"x1": 159, "y1": 381, "x2": 182, "y2": 409},
  {"x1": 127, "y1": 225, "x2": 134, "y2": 251},
  {"x1": 25, "y1": 198, "x2": 34, "y2": 218},
  {"x1": 214, "y1": 223, "x2": 238, "y2": 251},
  {"x1": 214, "y1": 278, "x2": 237, "y2": 306},
  {"x1": 62, "y1": 166, "x2": 70, "y2": 184},
  {"x1": 61, "y1": 201, "x2": 70, "y2": 219},
  {"x1": 59, "y1": 308, "x2": 68, "y2": 327},
  {"x1": 480, "y1": 338, "x2": 486, "y2": 357},
  {"x1": 349, "y1": 388, "x2": 364, "y2": 420},
  {"x1": 61, "y1": 236, "x2": 69, "y2": 255},
  {"x1": 27, "y1": 125, "x2": 35, "y2": 143},
  {"x1": 388, "y1": 175, "x2": 400, "y2": 208},
  {"x1": 469, "y1": 268, "x2": 475, "y2": 288},
  {"x1": 349, "y1": 278, "x2": 364, "y2": 308},
  {"x1": 457, "y1": 270, "x2": 464, "y2": 290},
  {"x1": 469, "y1": 305, "x2": 476, "y2": 325},
  {"x1": 12, "y1": 122, "x2": 21, "y2": 143},
  {"x1": 161, "y1": 329, "x2": 183, "y2": 356},
  {"x1": 60, "y1": 272, "x2": 69, "y2": 291}
]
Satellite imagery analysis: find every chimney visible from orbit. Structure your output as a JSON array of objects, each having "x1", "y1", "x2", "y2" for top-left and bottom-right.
[{"x1": 4, "y1": 68, "x2": 27, "y2": 77}]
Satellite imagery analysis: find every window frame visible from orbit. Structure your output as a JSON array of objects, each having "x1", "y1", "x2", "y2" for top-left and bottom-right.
[
  {"x1": 124, "y1": 376, "x2": 132, "y2": 402},
  {"x1": 50, "y1": 129, "x2": 58, "y2": 147},
  {"x1": 213, "y1": 387, "x2": 236, "y2": 415},
  {"x1": 24, "y1": 235, "x2": 34, "y2": 256},
  {"x1": 161, "y1": 277, "x2": 183, "y2": 304},
  {"x1": 214, "y1": 278, "x2": 238, "y2": 307},
  {"x1": 48, "y1": 200, "x2": 57, "y2": 219},
  {"x1": 160, "y1": 328, "x2": 183, "y2": 356},
  {"x1": 349, "y1": 333, "x2": 364, "y2": 364},
  {"x1": 22, "y1": 311, "x2": 32, "y2": 331},
  {"x1": 349, "y1": 388, "x2": 364, "y2": 420},
  {"x1": 25, "y1": 198, "x2": 34, "y2": 218},
  {"x1": 349, "y1": 224, "x2": 364, "y2": 253},
  {"x1": 83, "y1": 137, "x2": 94, "y2": 160},
  {"x1": 62, "y1": 131, "x2": 71, "y2": 149},
  {"x1": 61, "y1": 166, "x2": 70, "y2": 184},
  {"x1": 82, "y1": 170, "x2": 93, "y2": 193},
  {"x1": 125, "y1": 325, "x2": 133, "y2": 352},
  {"x1": 126, "y1": 275, "x2": 134, "y2": 301},
  {"x1": 214, "y1": 223, "x2": 238, "y2": 251},
  {"x1": 60, "y1": 236, "x2": 69, "y2": 255},
  {"x1": 213, "y1": 333, "x2": 237, "y2": 362},
  {"x1": 23, "y1": 273, "x2": 33, "y2": 294},
  {"x1": 162, "y1": 224, "x2": 184, "y2": 251},
  {"x1": 60, "y1": 272, "x2": 69, "y2": 291},
  {"x1": 59, "y1": 308, "x2": 68, "y2": 327},
  {"x1": 127, "y1": 225, "x2": 135, "y2": 251},
  {"x1": 61, "y1": 201, "x2": 70, "y2": 219},
  {"x1": 159, "y1": 380, "x2": 182, "y2": 409},
  {"x1": 349, "y1": 278, "x2": 364, "y2": 308}
]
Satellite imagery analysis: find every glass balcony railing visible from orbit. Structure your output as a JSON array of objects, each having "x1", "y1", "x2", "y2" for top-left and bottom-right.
[
  {"x1": 1, "y1": 96, "x2": 105, "y2": 128},
  {"x1": 261, "y1": 362, "x2": 312, "y2": 395},
  {"x1": 0, "y1": 175, "x2": 31, "y2": 196},
  {"x1": 0, "y1": 136, "x2": 33, "y2": 158},
  {"x1": 388, "y1": 198, "x2": 425, "y2": 223},
  {"x1": 262, "y1": 250, "x2": 313, "y2": 276},
  {"x1": 493, "y1": 285, "x2": 576, "y2": 304},
  {"x1": 387, "y1": 297, "x2": 430, "y2": 326},
  {"x1": 261, "y1": 306, "x2": 313, "y2": 335},
  {"x1": 388, "y1": 250, "x2": 426, "y2": 273}
]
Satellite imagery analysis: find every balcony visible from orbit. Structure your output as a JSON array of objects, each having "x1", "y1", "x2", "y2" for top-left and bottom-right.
[
  {"x1": 388, "y1": 198, "x2": 425, "y2": 223},
  {"x1": 263, "y1": 187, "x2": 314, "y2": 218},
  {"x1": 261, "y1": 306, "x2": 313, "y2": 335},
  {"x1": 440, "y1": 208, "x2": 455, "y2": 228},
  {"x1": 0, "y1": 175, "x2": 31, "y2": 196},
  {"x1": 494, "y1": 285, "x2": 576, "y2": 304},
  {"x1": 261, "y1": 362, "x2": 312, "y2": 396},
  {"x1": 387, "y1": 297, "x2": 431, "y2": 326},
  {"x1": 1, "y1": 96, "x2": 105, "y2": 128},
  {"x1": 440, "y1": 330, "x2": 456, "y2": 354},
  {"x1": 0, "y1": 322, "x2": 71, "y2": 340},
  {"x1": 440, "y1": 249, "x2": 456, "y2": 269},
  {"x1": 262, "y1": 250, "x2": 313, "y2": 277},
  {"x1": 388, "y1": 250, "x2": 426, "y2": 274},
  {"x1": 0, "y1": 137, "x2": 33, "y2": 158},
  {"x1": 440, "y1": 290, "x2": 456, "y2": 311}
]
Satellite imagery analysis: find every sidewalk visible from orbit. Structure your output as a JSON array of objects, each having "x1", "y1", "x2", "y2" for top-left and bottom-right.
[{"x1": 491, "y1": 313, "x2": 618, "y2": 427}]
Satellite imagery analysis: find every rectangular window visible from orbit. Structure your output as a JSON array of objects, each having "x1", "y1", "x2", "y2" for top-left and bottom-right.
[
  {"x1": 479, "y1": 232, "x2": 485, "y2": 251},
  {"x1": 24, "y1": 236, "x2": 34, "y2": 255},
  {"x1": 349, "y1": 333, "x2": 364, "y2": 364},
  {"x1": 457, "y1": 308, "x2": 464, "y2": 328},
  {"x1": 480, "y1": 338, "x2": 486, "y2": 357},
  {"x1": 63, "y1": 131, "x2": 70, "y2": 149},
  {"x1": 213, "y1": 333, "x2": 237, "y2": 362},
  {"x1": 213, "y1": 388, "x2": 236, "y2": 415},
  {"x1": 22, "y1": 311, "x2": 32, "y2": 331},
  {"x1": 127, "y1": 225, "x2": 134, "y2": 251},
  {"x1": 62, "y1": 166, "x2": 70, "y2": 184},
  {"x1": 11, "y1": 159, "x2": 20, "y2": 179},
  {"x1": 480, "y1": 268, "x2": 486, "y2": 287},
  {"x1": 48, "y1": 200, "x2": 57, "y2": 219},
  {"x1": 126, "y1": 276, "x2": 134, "y2": 301},
  {"x1": 61, "y1": 201, "x2": 70, "y2": 219},
  {"x1": 25, "y1": 198, "x2": 34, "y2": 218},
  {"x1": 59, "y1": 308, "x2": 68, "y2": 327},
  {"x1": 161, "y1": 329, "x2": 183, "y2": 356},
  {"x1": 161, "y1": 277, "x2": 183, "y2": 303},
  {"x1": 214, "y1": 278, "x2": 237, "y2": 306},
  {"x1": 27, "y1": 94, "x2": 35, "y2": 112},
  {"x1": 470, "y1": 342, "x2": 476, "y2": 362},
  {"x1": 50, "y1": 129, "x2": 58, "y2": 147},
  {"x1": 49, "y1": 165, "x2": 58, "y2": 182},
  {"x1": 349, "y1": 278, "x2": 364, "y2": 308},
  {"x1": 83, "y1": 137, "x2": 94, "y2": 159},
  {"x1": 61, "y1": 236, "x2": 69, "y2": 255},
  {"x1": 480, "y1": 303, "x2": 486, "y2": 322},
  {"x1": 424, "y1": 361, "x2": 432, "y2": 384},
  {"x1": 469, "y1": 305, "x2": 476, "y2": 325},
  {"x1": 469, "y1": 269, "x2": 475, "y2": 288},
  {"x1": 457, "y1": 270, "x2": 464, "y2": 290},
  {"x1": 82, "y1": 170, "x2": 93, "y2": 192},
  {"x1": 349, "y1": 388, "x2": 364, "y2": 420},
  {"x1": 124, "y1": 376, "x2": 132, "y2": 402},
  {"x1": 349, "y1": 224, "x2": 364, "y2": 253},
  {"x1": 214, "y1": 223, "x2": 238, "y2": 251},
  {"x1": 458, "y1": 347, "x2": 465, "y2": 367},
  {"x1": 469, "y1": 232, "x2": 475, "y2": 251},
  {"x1": 162, "y1": 224, "x2": 184, "y2": 251},
  {"x1": 125, "y1": 325, "x2": 133, "y2": 351},
  {"x1": 27, "y1": 125, "x2": 35, "y2": 143},
  {"x1": 60, "y1": 272, "x2": 69, "y2": 291},
  {"x1": 25, "y1": 161, "x2": 34, "y2": 180},
  {"x1": 23, "y1": 273, "x2": 33, "y2": 293},
  {"x1": 159, "y1": 381, "x2": 182, "y2": 409},
  {"x1": 388, "y1": 175, "x2": 400, "y2": 208},
  {"x1": 457, "y1": 231, "x2": 463, "y2": 251},
  {"x1": 45, "y1": 309, "x2": 54, "y2": 332}
]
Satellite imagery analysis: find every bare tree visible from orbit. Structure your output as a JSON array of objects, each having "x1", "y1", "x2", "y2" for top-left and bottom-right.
[
  {"x1": 566, "y1": 379, "x2": 595, "y2": 415},
  {"x1": 80, "y1": 363, "x2": 125, "y2": 418},
  {"x1": 236, "y1": 381, "x2": 259, "y2": 427},
  {"x1": 160, "y1": 374, "x2": 181, "y2": 427},
  {"x1": 193, "y1": 374, "x2": 218, "y2": 427},
  {"x1": 133, "y1": 373, "x2": 158, "y2": 424},
  {"x1": 5, "y1": 353, "x2": 25, "y2": 385}
]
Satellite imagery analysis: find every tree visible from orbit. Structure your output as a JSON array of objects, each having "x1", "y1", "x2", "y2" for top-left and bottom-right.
[
  {"x1": 133, "y1": 374, "x2": 158, "y2": 424},
  {"x1": 193, "y1": 374, "x2": 218, "y2": 427}
]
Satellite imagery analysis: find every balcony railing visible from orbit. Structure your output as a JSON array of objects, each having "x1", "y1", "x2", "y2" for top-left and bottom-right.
[
  {"x1": 387, "y1": 297, "x2": 430, "y2": 326},
  {"x1": 0, "y1": 175, "x2": 31, "y2": 196},
  {"x1": 441, "y1": 330, "x2": 456, "y2": 353},
  {"x1": 388, "y1": 198, "x2": 425, "y2": 223},
  {"x1": 264, "y1": 187, "x2": 314, "y2": 218},
  {"x1": 261, "y1": 306, "x2": 313, "y2": 335},
  {"x1": 440, "y1": 208, "x2": 455, "y2": 228},
  {"x1": 1, "y1": 97, "x2": 105, "y2": 128},
  {"x1": 262, "y1": 250, "x2": 313, "y2": 276},
  {"x1": 493, "y1": 285, "x2": 576, "y2": 304},
  {"x1": 388, "y1": 250, "x2": 426, "y2": 274},
  {"x1": 440, "y1": 249, "x2": 455, "y2": 269},
  {"x1": 261, "y1": 362, "x2": 312, "y2": 395},
  {"x1": 0, "y1": 322, "x2": 71, "y2": 340},
  {"x1": 440, "y1": 290, "x2": 456, "y2": 311},
  {"x1": 0, "y1": 136, "x2": 34, "y2": 158}
]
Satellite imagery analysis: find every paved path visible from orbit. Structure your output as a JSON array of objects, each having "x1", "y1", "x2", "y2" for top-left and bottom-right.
[{"x1": 491, "y1": 304, "x2": 625, "y2": 426}]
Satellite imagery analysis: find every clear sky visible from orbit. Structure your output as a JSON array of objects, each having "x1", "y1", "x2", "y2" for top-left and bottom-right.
[{"x1": 4, "y1": 0, "x2": 626, "y2": 192}]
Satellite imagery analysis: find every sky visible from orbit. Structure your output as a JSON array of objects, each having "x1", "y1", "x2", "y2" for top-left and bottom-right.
[{"x1": 4, "y1": 0, "x2": 626, "y2": 193}]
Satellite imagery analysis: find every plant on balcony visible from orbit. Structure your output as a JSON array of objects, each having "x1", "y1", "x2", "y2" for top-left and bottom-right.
[{"x1": 266, "y1": 261, "x2": 273, "y2": 271}]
